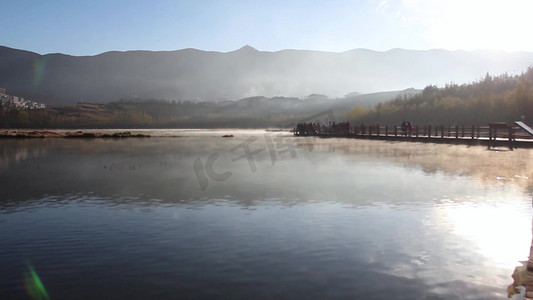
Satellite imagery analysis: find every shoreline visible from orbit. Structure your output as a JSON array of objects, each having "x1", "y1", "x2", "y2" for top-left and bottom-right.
[
  {"x1": 0, "y1": 128, "x2": 290, "y2": 139},
  {"x1": 0, "y1": 130, "x2": 150, "y2": 138}
]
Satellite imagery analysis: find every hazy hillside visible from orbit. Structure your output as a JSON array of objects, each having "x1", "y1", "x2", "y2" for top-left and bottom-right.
[
  {"x1": 0, "y1": 88, "x2": 419, "y2": 129},
  {"x1": 1, "y1": 45, "x2": 533, "y2": 104},
  {"x1": 346, "y1": 67, "x2": 533, "y2": 126}
]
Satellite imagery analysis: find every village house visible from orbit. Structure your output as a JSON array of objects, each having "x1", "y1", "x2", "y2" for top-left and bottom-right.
[{"x1": 0, "y1": 88, "x2": 46, "y2": 110}]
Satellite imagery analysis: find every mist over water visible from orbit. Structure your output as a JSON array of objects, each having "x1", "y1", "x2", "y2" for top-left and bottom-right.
[{"x1": 0, "y1": 129, "x2": 531, "y2": 299}]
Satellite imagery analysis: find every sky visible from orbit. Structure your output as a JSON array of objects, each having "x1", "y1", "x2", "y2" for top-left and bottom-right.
[{"x1": 2, "y1": 0, "x2": 533, "y2": 56}]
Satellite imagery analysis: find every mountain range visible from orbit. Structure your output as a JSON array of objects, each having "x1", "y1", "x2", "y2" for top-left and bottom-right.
[{"x1": 1, "y1": 45, "x2": 533, "y2": 105}]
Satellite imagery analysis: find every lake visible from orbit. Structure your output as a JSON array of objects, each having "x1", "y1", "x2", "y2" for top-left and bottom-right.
[{"x1": 1, "y1": 129, "x2": 532, "y2": 299}]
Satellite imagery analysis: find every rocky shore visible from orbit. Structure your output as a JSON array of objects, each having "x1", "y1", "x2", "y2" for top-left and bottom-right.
[{"x1": 0, "y1": 130, "x2": 150, "y2": 138}]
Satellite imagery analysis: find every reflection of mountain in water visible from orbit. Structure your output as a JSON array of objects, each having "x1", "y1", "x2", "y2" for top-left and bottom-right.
[
  {"x1": 1, "y1": 133, "x2": 531, "y2": 212},
  {"x1": 0, "y1": 139, "x2": 52, "y2": 170}
]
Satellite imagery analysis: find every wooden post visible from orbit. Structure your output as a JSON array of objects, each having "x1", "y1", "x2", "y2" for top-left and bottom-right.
[
  {"x1": 509, "y1": 127, "x2": 514, "y2": 150},
  {"x1": 377, "y1": 124, "x2": 380, "y2": 136},
  {"x1": 415, "y1": 125, "x2": 419, "y2": 137},
  {"x1": 385, "y1": 126, "x2": 388, "y2": 137},
  {"x1": 488, "y1": 127, "x2": 492, "y2": 149},
  {"x1": 394, "y1": 126, "x2": 397, "y2": 137},
  {"x1": 428, "y1": 125, "x2": 431, "y2": 137},
  {"x1": 461, "y1": 125, "x2": 465, "y2": 137},
  {"x1": 471, "y1": 125, "x2": 475, "y2": 140},
  {"x1": 455, "y1": 125, "x2": 459, "y2": 139},
  {"x1": 441, "y1": 125, "x2": 444, "y2": 138}
]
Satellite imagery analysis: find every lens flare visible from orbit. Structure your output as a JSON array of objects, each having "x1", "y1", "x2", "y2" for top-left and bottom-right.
[
  {"x1": 24, "y1": 263, "x2": 50, "y2": 300},
  {"x1": 33, "y1": 58, "x2": 47, "y2": 88}
]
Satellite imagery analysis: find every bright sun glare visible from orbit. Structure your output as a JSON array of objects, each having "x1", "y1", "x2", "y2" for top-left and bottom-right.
[
  {"x1": 383, "y1": 0, "x2": 533, "y2": 51},
  {"x1": 440, "y1": 202, "x2": 531, "y2": 269}
]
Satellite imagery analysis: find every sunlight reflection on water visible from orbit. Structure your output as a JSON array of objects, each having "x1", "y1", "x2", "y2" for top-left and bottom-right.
[{"x1": 0, "y1": 130, "x2": 531, "y2": 299}]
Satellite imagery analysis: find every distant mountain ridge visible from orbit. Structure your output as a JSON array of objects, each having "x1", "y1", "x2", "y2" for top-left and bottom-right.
[{"x1": 1, "y1": 45, "x2": 533, "y2": 104}]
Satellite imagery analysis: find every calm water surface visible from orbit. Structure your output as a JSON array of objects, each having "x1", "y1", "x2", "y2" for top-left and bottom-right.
[{"x1": 1, "y1": 129, "x2": 532, "y2": 299}]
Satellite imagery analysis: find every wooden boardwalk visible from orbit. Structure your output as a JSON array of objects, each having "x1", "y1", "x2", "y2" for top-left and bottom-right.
[{"x1": 294, "y1": 122, "x2": 533, "y2": 149}]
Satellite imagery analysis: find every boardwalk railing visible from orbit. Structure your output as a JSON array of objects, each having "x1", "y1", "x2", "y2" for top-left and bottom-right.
[{"x1": 294, "y1": 123, "x2": 533, "y2": 149}]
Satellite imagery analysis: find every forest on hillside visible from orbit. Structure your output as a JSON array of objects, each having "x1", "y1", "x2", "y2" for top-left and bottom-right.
[
  {"x1": 346, "y1": 67, "x2": 533, "y2": 126},
  {"x1": 0, "y1": 98, "x2": 325, "y2": 129},
  {"x1": 0, "y1": 100, "x2": 291, "y2": 129},
  {"x1": 0, "y1": 91, "x2": 412, "y2": 129}
]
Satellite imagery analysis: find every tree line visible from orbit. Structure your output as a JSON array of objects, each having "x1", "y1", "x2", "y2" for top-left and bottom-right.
[
  {"x1": 346, "y1": 67, "x2": 533, "y2": 126},
  {"x1": 0, "y1": 101, "x2": 306, "y2": 129}
]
